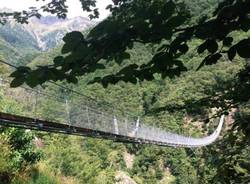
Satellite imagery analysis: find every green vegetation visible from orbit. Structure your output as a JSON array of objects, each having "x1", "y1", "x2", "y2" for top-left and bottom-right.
[
  {"x1": 0, "y1": 0, "x2": 250, "y2": 183},
  {"x1": 0, "y1": 89, "x2": 42, "y2": 184},
  {"x1": 0, "y1": 23, "x2": 39, "y2": 66},
  {"x1": 1, "y1": 39, "x2": 250, "y2": 183}
]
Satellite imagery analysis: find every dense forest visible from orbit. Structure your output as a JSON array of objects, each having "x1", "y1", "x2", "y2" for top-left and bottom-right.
[{"x1": 0, "y1": 0, "x2": 250, "y2": 183}]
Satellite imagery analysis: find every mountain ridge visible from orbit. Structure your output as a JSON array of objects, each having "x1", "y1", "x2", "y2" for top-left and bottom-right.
[
  {"x1": 0, "y1": 13, "x2": 94, "y2": 51},
  {"x1": 23, "y1": 16, "x2": 94, "y2": 51},
  {"x1": 0, "y1": 13, "x2": 94, "y2": 65}
]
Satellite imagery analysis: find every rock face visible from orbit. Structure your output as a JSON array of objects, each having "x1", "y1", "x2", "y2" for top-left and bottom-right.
[
  {"x1": 25, "y1": 16, "x2": 94, "y2": 51},
  {"x1": 33, "y1": 136, "x2": 44, "y2": 148},
  {"x1": 115, "y1": 171, "x2": 137, "y2": 184},
  {"x1": 123, "y1": 152, "x2": 135, "y2": 169},
  {"x1": 0, "y1": 12, "x2": 94, "y2": 65},
  {"x1": 0, "y1": 13, "x2": 94, "y2": 51}
]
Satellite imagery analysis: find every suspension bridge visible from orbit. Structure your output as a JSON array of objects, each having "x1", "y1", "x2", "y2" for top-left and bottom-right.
[{"x1": 0, "y1": 77, "x2": 224, "y2": 148}]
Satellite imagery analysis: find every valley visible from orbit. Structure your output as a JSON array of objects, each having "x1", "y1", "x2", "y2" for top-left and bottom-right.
[{"x1": 0, "y1": 1, "x2": 250, "y2": 184}]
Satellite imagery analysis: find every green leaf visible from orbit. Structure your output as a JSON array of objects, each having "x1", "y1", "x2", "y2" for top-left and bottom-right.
[
  {"x1": 173, "y1": 60, "x2": 187, "y2": 71},
  {"x1": 237, "y1": 45, "x2": 250, "y2": 58},
  {"x1": 152, "y1": 52, "x2": 172, "y2": 71},
  {"x1": 167, "y1": 15, "x2": 186, "y2": 28},
  {"x1": 197, "y1": 53, "x2": 222, "y2": 70},
  {"x1": 196, "y1": 58, "x2": 206, "y2": 71},
  {"x1": 16, "y1": 66, "x2": 30, "y2": 71},
  {"x1": 197, "y1": 41, "x2": 208, "y2": 54},
  {"x1": 228, "y1": 46, "x2": 236, "y2": 61},
  {"x1": 53, "y1": 56, "x2": 64, "y2": 66},
  {"x1": 13, "y1": 67, "x2": 31, "y2": 75},
  {"x1": 240, "y1": 16, "x2": 250, "y2": 32},
  {"x1": 206, "y1": 53, "x2": 222, "y2": 65},
  {"x1": 96, "y1": 63, "x2": 106, "y2": 69},
  {"x1": 117, "y1": 64, "x2": 138, "y2": 75},
  {"x1": 143, "y1": 72, "x2": 154, "y2": 81},
  {"x1": 88, "y1": 77, "x2": 101, "y2": 85},
  {"x1": 10, "y1": 77, "x2": 25, "y2": 88},
  {"x1": 178, "y1": 44, "x2": 189, "y2": 54},
  {"x1": 121, "y1": 52, "x2": 131, "y2": 60},
  {"x1": 207, "y1": 39, "x2": 218, "y2": 53},
  {"x1": 25, "y1": 71, "x2": 40, "y2": 88},
  {"x1": 66, "y1": 76, "x2": 78, "y2": 84},
  {"x1": 162, "y1": 0, "x2": 175, "y2": 19},
  {"x1": 63, "y1": 31, "x2": 84, "y2": 43},
  {"x1": 62, "y1": 43, "x2": 73, "y2": 54},
  {"x1": 101, "y1": 75, "x2": 117, "y2": 87},
  {"x1": 62, "y1": 31, "x2": 84, "y2": 54},
  {"x1": 223, "y1": 37, "x2": 233, "y2": 46},
  {"x1": 10, "y1": 70, "x2": 24, "y2": 78}
]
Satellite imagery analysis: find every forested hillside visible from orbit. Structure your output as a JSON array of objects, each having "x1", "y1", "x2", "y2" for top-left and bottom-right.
[{"x1": 0, "y1": 0, "x2": 250, "y2": 184}]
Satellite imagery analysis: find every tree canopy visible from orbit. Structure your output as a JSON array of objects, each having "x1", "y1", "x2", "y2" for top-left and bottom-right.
[
  {"x1": 1, "y1": 1, "x2": 250, "y2": 183},
  {"x1": 1, "y1": 0, "x2": 250, "y2": 133}
]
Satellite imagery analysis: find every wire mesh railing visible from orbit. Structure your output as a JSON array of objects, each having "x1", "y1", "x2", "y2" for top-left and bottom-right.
[{"x1": 0, "y1": 78, "x2": 224, "y2": 147}]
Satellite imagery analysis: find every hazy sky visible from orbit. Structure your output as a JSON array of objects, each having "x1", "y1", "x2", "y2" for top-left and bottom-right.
[{"x1": 0, "y1": 0, "x2": 112, "y2": 20}]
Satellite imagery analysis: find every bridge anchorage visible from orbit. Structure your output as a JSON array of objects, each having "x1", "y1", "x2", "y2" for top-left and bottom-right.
[{"x1": 0, "y1": 78, "x2": 225, "y2": 148}]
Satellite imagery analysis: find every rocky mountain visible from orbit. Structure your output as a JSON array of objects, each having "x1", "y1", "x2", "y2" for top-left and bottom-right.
[
  {"x1": 0, "y1": 15, "x2": 94, "y2": 51},
  {"x1": 0, "y1": 14, "x2": 94, "y2": 66},
  {"x1": 24, "y1": 16, "x2": 94, "y2": 51}
]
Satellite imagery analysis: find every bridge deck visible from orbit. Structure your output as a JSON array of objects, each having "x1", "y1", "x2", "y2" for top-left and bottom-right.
[
  {"x1": 0, "y1": 112, "x2": 224, "y2": 148},
  {"x1": 0, "y1": 112, "x2": 172, "y2": 146},
  {"x1": 0, "y1": 78, "x2": 224, "y2": 148}
]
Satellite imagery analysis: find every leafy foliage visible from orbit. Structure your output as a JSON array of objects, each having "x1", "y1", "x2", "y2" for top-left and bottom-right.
[
  {"x1": 0, "y1": 99, "x2": 42, "y2": 183},
  {"x1": 6, "y1": 0, "x2": 250, "y2": 88},
  {"x1": 0, "y1": 0, "x2": 250, "y2": 183}
]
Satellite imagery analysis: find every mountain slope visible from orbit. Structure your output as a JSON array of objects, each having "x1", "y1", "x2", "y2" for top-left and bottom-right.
[
  {"x1": 24, "y1": 16, "x2": 94, "y2": 51},
  {"x1": 0, "y1": 35, "x2": 38, "y2": 67},
  {"x1": 0, "y1": 14, "x2": 94, "y2": 66}
]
